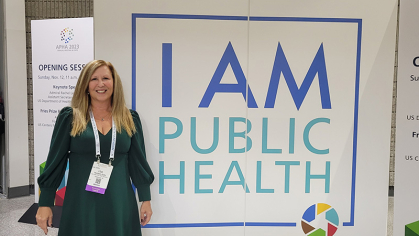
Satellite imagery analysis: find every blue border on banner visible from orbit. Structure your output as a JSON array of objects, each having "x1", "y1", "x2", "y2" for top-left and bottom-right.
[
  {"x1": 142, "y1": 222, "x2": 297, "y2": 228},
  {"x1": 132, "y1": 13, "x2": 362, "y2": 228},
  {"x1": 143, "y1": 222, "x2": 245, "y2": 228}
]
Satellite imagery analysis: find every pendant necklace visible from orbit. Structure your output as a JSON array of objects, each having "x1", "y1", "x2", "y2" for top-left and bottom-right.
[{"x1": 94, "y1": 111, "x2": 112, "y2": 122}]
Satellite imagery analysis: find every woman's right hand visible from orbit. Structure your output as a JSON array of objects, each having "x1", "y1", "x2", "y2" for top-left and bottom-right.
[{"x1": 36, "y1": 206, "x2": 53, "y2": 235}]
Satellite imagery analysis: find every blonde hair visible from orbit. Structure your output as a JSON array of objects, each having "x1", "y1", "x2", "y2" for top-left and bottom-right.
[{"x1": 70, "y1": 60, "x2": 136, "y2": 136}]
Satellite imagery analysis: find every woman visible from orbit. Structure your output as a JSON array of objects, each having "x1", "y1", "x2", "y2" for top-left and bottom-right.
[{"x1": 36, "y1": 60, "x2": 154, "y2": 236}]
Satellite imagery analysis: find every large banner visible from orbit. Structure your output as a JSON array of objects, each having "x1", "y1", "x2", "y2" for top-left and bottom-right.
[
  {"x1": 95, "y1": 1, "x2": 397, "y2": 235},
  {"x1": 32, "y1": 18, "x2": 93, "y2": 203},
  {"x1": 394, "y1": 0, "x2": 419, "y2": 235}
]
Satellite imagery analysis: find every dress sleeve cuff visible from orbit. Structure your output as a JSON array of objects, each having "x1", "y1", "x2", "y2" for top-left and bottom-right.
[
  {"x1": 137, "y1": 184, "x2": 151, "y2": 202},
  {"x1": 38, "y1": 188, "x2": 56, "y2": 206}
]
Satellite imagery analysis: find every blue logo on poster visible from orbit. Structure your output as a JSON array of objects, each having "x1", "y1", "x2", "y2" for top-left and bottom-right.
[{"x1": 60, "y1": 27, "x2": 74, "y2": 44}]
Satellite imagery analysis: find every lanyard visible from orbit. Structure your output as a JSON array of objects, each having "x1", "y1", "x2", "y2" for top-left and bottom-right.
[{"x1": 89, "y1": 108, "x2": 116, "y2": 166}]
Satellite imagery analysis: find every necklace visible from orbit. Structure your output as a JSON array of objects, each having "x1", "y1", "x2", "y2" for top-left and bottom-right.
[{"x1": 93, "y1": 111, "x2": 112, "y2": 121}]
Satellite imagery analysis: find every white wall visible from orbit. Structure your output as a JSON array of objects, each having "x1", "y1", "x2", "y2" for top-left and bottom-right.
[{"x1": 3, "y1": 0, "x2": 29, "y2": 195}]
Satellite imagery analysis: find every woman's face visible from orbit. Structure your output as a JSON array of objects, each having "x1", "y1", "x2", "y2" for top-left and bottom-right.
[{"x1": 88, "y1": 65, "x2": 114, "y2": 105}]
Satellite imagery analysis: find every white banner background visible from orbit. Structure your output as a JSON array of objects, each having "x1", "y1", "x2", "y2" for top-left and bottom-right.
[
  {"x1": 94, "y1": 1, "x2": 397, "y2": 235},
  {"x1": 32, "y1": 18, "x2": 93, "y2": 203},
  {"x1": 394, "y1": 0, "x2": 419, "y2": 235}
]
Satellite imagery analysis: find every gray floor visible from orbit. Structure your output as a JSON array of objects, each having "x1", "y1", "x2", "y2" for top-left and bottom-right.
[
  {"x1": 0, "y1": 195, "x2": 58, "y2": 236},
  {"x1": 0, "y1": 195, "x2": 394, "y2": 236}
]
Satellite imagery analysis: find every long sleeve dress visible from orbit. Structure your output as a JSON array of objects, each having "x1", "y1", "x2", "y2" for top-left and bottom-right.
[{"x1": 37, "y1": 107, "x2": 154, "y2": 236}]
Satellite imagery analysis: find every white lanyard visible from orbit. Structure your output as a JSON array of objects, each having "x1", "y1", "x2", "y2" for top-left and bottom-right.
[{"x1": 89, "y1": 108, "x2": 116, "y2": 166}]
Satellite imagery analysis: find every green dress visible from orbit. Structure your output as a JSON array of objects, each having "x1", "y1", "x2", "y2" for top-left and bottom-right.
[{"x1": 38, "y1": 107, "x2": 154, "y2": 236}]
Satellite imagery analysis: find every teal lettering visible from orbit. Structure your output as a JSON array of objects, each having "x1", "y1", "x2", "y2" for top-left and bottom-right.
[
  {"x1": 303, "y1": 118, "x2": 330, "y2": 154},
  {"x1": 275, "y1": 161, "x2": 300, "y2": 193},
  {"x1": 191, "y1": 117, "x2": 219, "y2": 154},
  {"x1": 159, "y1": 161, "x2": 185, "y2": 194},
  {"x1": 229, "y1": 117, "x2": 252, "y2": 153},
  {"x1": 159, "y1": 117, "x2": 183, "y2": 153},
  {"x1": 195, "y1": 161, "x2": 213, "y2": 193},
  {"x1": 256, "y1": 161, "x2": 274, "y2": 193},
  {"x1": 262, "y1": 118, "x2": 281, "y2": 153},
  {"x1": 219, "y1": 161, "x2": 249, "y2": 193},
  {"x1": 305, "y1": 161, "x2": 330, "y2": 193}
]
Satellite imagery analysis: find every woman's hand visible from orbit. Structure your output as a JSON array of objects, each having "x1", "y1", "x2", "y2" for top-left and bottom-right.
[
  {"x1": 36, "y1": 206, "x2": 53, "y2": 235},
  {"x1": 140, "y1": 201, "x2": 152, "y2": 226}
]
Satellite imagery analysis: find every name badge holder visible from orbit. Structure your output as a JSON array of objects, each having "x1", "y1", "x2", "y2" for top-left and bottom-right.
[{"x1": 85, "y1": 108, "x2": 116, "y2": 194}]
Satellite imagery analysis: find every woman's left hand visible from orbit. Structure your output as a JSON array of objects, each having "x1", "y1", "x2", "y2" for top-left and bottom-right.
[{"x1": 140, "y1": 201, "x2": 152, "y2": 226}]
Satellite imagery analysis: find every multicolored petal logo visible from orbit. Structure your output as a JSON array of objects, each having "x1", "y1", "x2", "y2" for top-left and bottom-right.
[
  {"x1": 301, "y1": 203, "x2": 339, "y2": 236},
  {"x1": 60, "y1": 27, "x2": 74, "y2": 44},
  {"x1": 39, "y1": 161, "x2": 69, "y2": 206}
]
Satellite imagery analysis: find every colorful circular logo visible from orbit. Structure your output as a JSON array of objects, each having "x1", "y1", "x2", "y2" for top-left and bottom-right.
[
  {"x1": 301, "y1": 203, "x2": 339, "y2": 236},
  {"x1": 60, "y1": 27, "x2": 74, "y2": 43}
]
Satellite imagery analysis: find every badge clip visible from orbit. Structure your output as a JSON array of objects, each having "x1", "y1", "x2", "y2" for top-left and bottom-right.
[{"x1": 96, "y1": 154, "x2": 101, "y2": 164}]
